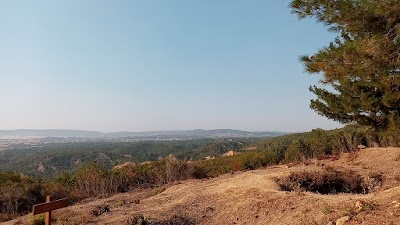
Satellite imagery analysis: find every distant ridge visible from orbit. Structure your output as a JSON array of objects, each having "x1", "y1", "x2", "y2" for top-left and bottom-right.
[
  {"x1": 0, "y1": 129, "x2": 286, "y2": 139},
  {"x1": 0, "y1": 129, "x2": 102, "y2": 138}
]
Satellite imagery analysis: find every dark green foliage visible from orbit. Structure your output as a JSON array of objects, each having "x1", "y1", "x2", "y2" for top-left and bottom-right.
[
  {"x1": 307, "y1": 128, "x2": 333, "y2": 155},
  {"x1": 117, "y1": 164, "x2": 157, "y2": 189},
  {"x1": 0, "y1": 172, "x2": 66, "y2": 218},
  {"x1": 0, "y1": 172, "x2": 21, "y2": 185},
  {"x1": 70, "y1": 162, "x2": 128, "y2": 200},
  {"x1": 258, "y1": 125, "x2": 392, "y2": 164},
  {"x1": 197, "y1": 150, "x2": 280, "y2": 177},
  {"x1": 1, "y1": 126, "x2": 398, "y2": 221},
  {"x1": 284, "y1": 140, "x2": 310, "y2": 162},
  {"x1": 54, "y1": 171, "x2": 76, "y2": 190},
  {"x1": 29, "y1": 214, "x2": 45, "y2": 225},
  {"x1": 291, "y1": 0, "x2": 400, "y2": 144},
  {"x1": 0, "y1": 139, "x2": 257, "y2": 178}
]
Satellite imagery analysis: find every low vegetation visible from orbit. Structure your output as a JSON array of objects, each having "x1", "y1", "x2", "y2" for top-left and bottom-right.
[
  {"x1": 277, "y1": 167, "x2": 371, "y2": 194},
  {"x1": 126, "y1": 214, "x2": 196, "y2": 225},
  {"x1": 1, "y1": 125, "x2": 399, "y2": 221},
  {"x1": 0, "y1": 139, "x2": 257, "y2": 178}
]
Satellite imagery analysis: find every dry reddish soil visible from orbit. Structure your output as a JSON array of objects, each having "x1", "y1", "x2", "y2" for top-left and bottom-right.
[{"x1": 5, "y1": 148, "x2": 400, "y2": 225}]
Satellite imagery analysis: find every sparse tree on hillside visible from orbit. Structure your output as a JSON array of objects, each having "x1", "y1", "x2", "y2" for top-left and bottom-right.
[{"x1": 291, "y1": 0, "x2": 400, "y2": 146}]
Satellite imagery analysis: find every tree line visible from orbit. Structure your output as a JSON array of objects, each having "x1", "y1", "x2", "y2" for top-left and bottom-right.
[{"x1": 2, "y1": 124, "x2": 398, "y2": 221}]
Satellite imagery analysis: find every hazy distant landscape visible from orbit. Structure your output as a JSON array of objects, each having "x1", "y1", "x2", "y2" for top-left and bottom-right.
[
  {"x1": 2, "y1": 0, "x2": 400, "y2": 224},
  {"x1": 0, "y1": 132, "x2": 269, "y2": 177},
  {"x1": 0, "y1": 129, "x2": 286, "y2": 139}
]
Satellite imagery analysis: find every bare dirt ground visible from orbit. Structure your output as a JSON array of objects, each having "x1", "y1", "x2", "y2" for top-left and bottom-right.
[{"x1": 5, "y1": 147, "x2": 400, "y2": 225}]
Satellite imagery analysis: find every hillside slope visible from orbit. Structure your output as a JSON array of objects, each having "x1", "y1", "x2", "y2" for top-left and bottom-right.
[{"x1": 6, "y1": 148, "x2": 400, "y2": 225}]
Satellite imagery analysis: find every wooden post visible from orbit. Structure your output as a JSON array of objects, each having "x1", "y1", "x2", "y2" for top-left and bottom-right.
[
  {"x1": 45, "y1": 196, "x2": 52, "y2": 225},
  {"x1": 32, "y1": 195, "x2": 69, "y2": 225}
]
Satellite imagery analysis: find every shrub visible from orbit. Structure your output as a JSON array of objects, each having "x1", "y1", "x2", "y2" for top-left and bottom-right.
[
  {"x1": 126, "y1": 214, "x2": 196, "y2": 225},
  {"x1": 365, "y1": 172, "x2": 384, "y2": 192},
  {"x1": 0, "y1": 175, "x2": 46, "y2": 216},
  {"x1": 54, "y1": 171, "x2": 76, "y2": 190},
  {"x1": 91, "y1": 204, "x2": 110, "y2": 216},
  {"x1": 321, "y1": 204, "x2": 331, "y2": 215},
  {"x1": 70, "y1": 162, "x2": 124, "y2": 200},
  {"x1": 29, "y1": 214, "x2": 45, "y2": 225},
  {"x1": 0, "y1": 172, "x2": 22, "y2": 185},
  {"x1": 277, "y1": 167, "x2": 368, "y2": 194},
  {"x1": 284, "y1": 142, "x2": 304, "y2": 163},
  {"x1": 153, "y1": 155, "x2": 193, "y2": 184}
]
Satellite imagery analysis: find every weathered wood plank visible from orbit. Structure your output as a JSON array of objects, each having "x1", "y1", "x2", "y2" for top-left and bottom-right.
[{"x1": 32, "y1": 198, "x2": 69, "y2": 215}]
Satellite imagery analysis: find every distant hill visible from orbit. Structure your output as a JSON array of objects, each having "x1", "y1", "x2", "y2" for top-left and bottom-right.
[
  {"x1": 0, "y1": 129, "x2": 286, "y2": 139},
  {"x1": 0, "y1": 129, "x2": 102, "y2": 138}
]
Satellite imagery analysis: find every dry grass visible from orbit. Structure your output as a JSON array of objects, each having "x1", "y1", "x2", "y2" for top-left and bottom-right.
[
  {"x1": 125, "y1": 214, "x2": 196, "y2": 225},
  {"x1": 346, "y1": 151, "x2": 359, "y2": 163},
  {"x1": 54, "y1": 209, "x2": 94, "y2": 225},
  {"x1": 3, "y1": 147, "x2": 400, "y2": 225},
  {"x1": 395, "y1": 153, "x2": 400, "y2": 161},
  {"x1": 91, "y1": 204, "x2": 110, "y2": 217}
]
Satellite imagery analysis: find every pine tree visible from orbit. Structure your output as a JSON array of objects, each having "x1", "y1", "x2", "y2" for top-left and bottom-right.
[{"x1": 291, "y1": 0, "x2": 400, "y2": 146}]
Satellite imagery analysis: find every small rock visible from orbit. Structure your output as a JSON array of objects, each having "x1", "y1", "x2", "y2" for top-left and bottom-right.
[
  {"x1": 355, "y1": 200, "x2": 363, "y2": 212},
  {"x1": 355, "y1": 201, "x2": 363, "y2": 209},
  {"x1": 393, "y1": 203, "x2": 400, "y2": 208},
  {"x1": 336, "y1": 216, "x2": 350, "y2": 225},
  {"x1": 357, "y1": 144, "x2": 366, "y2": 149},
  {"x1": 392, "y1": 200, "x2": 398, "y2": 204}
]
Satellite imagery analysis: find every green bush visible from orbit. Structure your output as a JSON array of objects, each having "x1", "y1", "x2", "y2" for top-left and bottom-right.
[
  {"x1": 29, "y1": 214, "x2": 45, "y2": 225},
  {"x1": 69, "y1": 162, "x2": 124, "y2": 200},
  {"x1": 0, "y1": 173, "x2": 54, "y2": 221},
  {"x1": 2, "y1": 124, "x2": 399, "y2": 221}
]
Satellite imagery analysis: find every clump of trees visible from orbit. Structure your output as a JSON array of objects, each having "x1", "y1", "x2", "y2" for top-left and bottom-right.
[
  {"x1": 0, "y1": 139, "x2": 256, "y2": 178},
  {"x1": 290, "y1": 0, "x2": 400, "y2": 146},
  {"x1": 0, "y1": 158, "x2": 206, "y2": 221},
  {"x1": 0, "y1": 125, "x2": 398, "y2": 221},
  {"x1": 0, "y1": 172, "x2": 67, "y2": 221}
]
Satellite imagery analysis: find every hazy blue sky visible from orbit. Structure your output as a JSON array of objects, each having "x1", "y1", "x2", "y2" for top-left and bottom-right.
[{"x1": 0, "y1": 0, "x2": 341, "y2": 132}]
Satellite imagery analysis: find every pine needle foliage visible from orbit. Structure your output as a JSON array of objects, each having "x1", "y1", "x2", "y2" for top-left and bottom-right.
[{"x1": 290, "y1": 0, "x2": 400, "y2": 145}]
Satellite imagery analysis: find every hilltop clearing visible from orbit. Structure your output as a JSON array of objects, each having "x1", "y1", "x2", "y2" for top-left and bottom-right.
[{"x1": 5, "y1": 148, "x2": 400, "y2": 225}]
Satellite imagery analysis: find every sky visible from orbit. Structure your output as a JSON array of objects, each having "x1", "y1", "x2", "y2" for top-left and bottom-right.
[{"x1": 0, "y1": 0, "x2": 342, "y2": 133}]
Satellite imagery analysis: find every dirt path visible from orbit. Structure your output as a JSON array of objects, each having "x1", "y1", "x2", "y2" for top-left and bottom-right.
[{"x1": 6, "y1": 148, "x2": 400, "y2": 225}]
